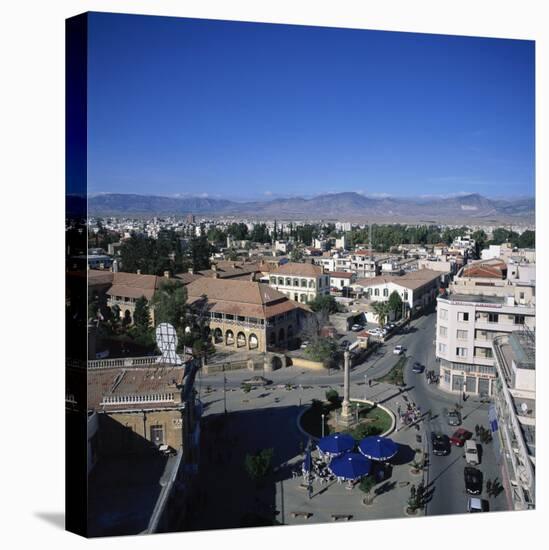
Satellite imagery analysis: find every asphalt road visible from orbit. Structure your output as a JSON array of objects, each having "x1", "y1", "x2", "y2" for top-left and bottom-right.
[{"x1": 197, "y1": 307, "x2": 509, "y2": 517}]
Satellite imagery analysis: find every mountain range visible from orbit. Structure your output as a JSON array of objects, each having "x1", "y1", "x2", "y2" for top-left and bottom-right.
[{"x1": 86, "y1": 192, "x2": 535, "y2": 223}]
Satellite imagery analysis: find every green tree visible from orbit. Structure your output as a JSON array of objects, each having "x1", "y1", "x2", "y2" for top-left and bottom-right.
[
  {"x1": 244, "y1": 448, "x2": 274, "y2": 482},
  {"x1": 387, "y1": 291, "x2": 403, "y2": 319},
  {"x1": 133, "y1": 296, "x2": 151, "y2": 330},
  {"x1": 190, "y1": 235, "x2": 211, "y2": 271},
  {"x1": 151, "y1": 279, "x2": 188, "y2": 334},
  {"x1": 371, "y1": 301, "x2": 391, "y2": 327},
  {"x1": 227, "y1": 222, "x2": 249, "y2": 240},
  {"x1": 308, "y1": 294, "x2": 340, "y2": 314},
  {"x1": 518, "y1": 230, "x2": 535, "y2": 248},
  {"x1": 250, "y1": 223, "x2": 271, "y2": 244},
  {"x1": 305, "y1": 337, "x2": 338, "y2": 368},
  {"x1": 207, "y1": 227, "x2": 227, "y2": 245}
]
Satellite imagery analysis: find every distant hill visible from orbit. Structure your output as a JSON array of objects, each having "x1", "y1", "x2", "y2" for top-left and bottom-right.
[{"x1": 87, "y1": 191, "x2": 534, "y2": 223}]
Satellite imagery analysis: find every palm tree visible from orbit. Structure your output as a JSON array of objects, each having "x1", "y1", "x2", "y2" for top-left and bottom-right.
[{"x1": 372, "y1": 301, "x2": 391, "y2": 327}]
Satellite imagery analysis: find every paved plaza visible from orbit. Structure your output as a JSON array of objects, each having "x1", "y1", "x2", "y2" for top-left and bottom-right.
[{"x1": 188, "y1": 308, "x2": 508, "y2": 528}]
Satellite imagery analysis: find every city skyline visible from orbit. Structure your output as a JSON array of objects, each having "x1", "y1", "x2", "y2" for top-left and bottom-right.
[{"x1": 87, "y1": 13, "x2": 535, "y2": 199}]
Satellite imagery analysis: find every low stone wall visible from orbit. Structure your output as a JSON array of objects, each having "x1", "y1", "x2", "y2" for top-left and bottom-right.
[{"x1": 289, "y1": 357, "x2": 326, "y2": 371}]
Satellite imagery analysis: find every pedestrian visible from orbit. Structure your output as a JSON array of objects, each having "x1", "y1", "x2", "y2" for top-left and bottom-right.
[
  {"x1": 397, "y1": 404, "x2": 401, "y2": 416},
  {"x1": 368, "y1": 379, "x2": 372, "y2": 387}
]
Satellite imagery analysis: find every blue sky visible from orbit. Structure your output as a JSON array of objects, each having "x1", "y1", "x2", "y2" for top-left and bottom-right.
[{"x1": 87, "y1": 13, "x2": 535, "y2": 199}]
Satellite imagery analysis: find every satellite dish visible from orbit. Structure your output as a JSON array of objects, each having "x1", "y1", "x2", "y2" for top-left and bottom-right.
[
  {"x1": 156, "y1": 323, "x2": 182, "y2": 365},
  {"x1": 520, "y1": 402, "x2": 528, "y2": 414}
]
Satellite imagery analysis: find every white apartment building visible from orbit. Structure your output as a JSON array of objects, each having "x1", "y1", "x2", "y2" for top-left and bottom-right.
[
  {"x1": 313, "y1": 253, "x2": 352, "y2": 273},
  {"x1": 268, "y1": 262, "x2": 330, "y2": 304},
  {"x1": 353, "y1": 269, "x2": 444, "y2": 312},
  {"x1": 491, "y1": 329, "x2": 535, "y2": 510},
  {"x1": 329, "y1": 271, "x2": 356, "y2": 291},
  {"x1": 350, "y1": 251, "x2": 381, "y2": 278},
  {"x1": 436, "y1": 259, "x2": 535, "y2": 397}
]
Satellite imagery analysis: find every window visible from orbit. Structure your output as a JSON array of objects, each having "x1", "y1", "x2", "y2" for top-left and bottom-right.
[
  {"x1": 374, "y1": 288, "x2": 380, "y2": 296},
  {"x1": 285, "y1": 277, "x2": 292, "y2": 286},
  {"x1": 293, "y1": 278, "x2": 299, "y2": 287},
  {"x1": 439, "y1": 308, "x2": 448, "y2": 320},
  {"x1": 457, "y1": 330, "x2": 468, "y2": 340},
  {"x1": 514, "y1": 315, "x2": 525, "y2": 325},
  {"x1": 383, "y1": 288, "x2": 388, "y2": 297},
  {"x1": 456, "y1": 347, "x2": 468, "y2": 357},
  {"x1": 270, "y1": 277, "x2": 276, "y2": 284},
  {"x1": 443, "y1": 370, "x2": 451, "y2": 384},
  {"x1": 474, "y1": 347, "x2": 493, "y2": 359},
  {"x1": 458, "y1": 312, "x2": 469, "y2": 322},
  {"x1": 150, "y1": 425, "x2": 164, "y2": 446},
  {"x1": 488, "y1": 313, "x2": 499, "y2": 323},
  {"x1": 403, "y1": 291, "x2": 408, "y2": 301},
  {"x1": 278, "y1": 277, "x2": 284, "y2": 285},
  {"x1": 301, "y1": 279, "x2": 308, "y2": 287},
  {"x1": 438, "y1": 343, "x2": 447, "y2": 354},
  {"x1": 439, "y1": 325, "x2": 448, "y2": 337}
]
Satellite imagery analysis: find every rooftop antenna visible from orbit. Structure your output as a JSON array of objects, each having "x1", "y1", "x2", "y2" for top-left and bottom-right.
[{"x1": 156, "y1": 323, "x2": 182, "y2": 365}]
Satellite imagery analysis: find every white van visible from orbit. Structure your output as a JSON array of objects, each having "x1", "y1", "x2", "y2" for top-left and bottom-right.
[{"x1": 465, "y1": 440, "x2": 479, "y2": 465}]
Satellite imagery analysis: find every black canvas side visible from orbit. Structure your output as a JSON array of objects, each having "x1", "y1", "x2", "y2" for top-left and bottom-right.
[{"x1": 65, "y1": 12, "x2": 89, "y2": 538}]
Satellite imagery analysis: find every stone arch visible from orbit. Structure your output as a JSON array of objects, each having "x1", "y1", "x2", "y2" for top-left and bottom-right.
[
  {"x1": 236, "y1": 331, "x2": 246, "y2": 348},
  {"x1": 213, "y1": 328, "x2": 223, "y2": 343},
  {"x1": 249, "y1": 333, "x2": 259, "y2": 350},
  {"x1": 271, "y1": 356, "x2": 283, "y2": 370},
  {"x1": 225, "y1": 330, "x2": 234, "y2": 346}
]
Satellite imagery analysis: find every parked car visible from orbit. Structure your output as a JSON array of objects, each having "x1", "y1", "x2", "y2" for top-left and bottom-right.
[
  {"x1": 242, "y1": 376, "x2": 273, "y2": 386},
  {"x1": 467, "y1": 497, "x2": 489, "y2": 512},
  {"x1": 393, "y1": 345, "x2": 404, "y2": 355},
  {"x1": 450, "y1": 428, "x2": 473, "y2": 447},
  {"x1": 431, "y1": 433, "x2": 451, "y2": 456},
  {"x1": 351, "y1": 324, "x2": 364, "y2": 332},
  {"x1": 464, "y1": 466, "x2": 483, "y2": 495},
  {"x1": 411, "y1": 362, "x2": 424, "y2": 374},
  {"x1": 465, "y1": 440, "x2": 480, "y2": 465},
  {"x1": 446, "y1": 410, "x2": 462, "y2": 426}
]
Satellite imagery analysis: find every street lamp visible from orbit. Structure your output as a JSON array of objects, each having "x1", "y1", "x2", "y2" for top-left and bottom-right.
[{"x1": 321, "y1": 413, "x2": 325, "y2": 437}]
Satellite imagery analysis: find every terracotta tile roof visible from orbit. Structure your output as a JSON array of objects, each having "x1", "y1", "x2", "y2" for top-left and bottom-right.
[
  {"x1": 272, "y1": 262, "x2": 323, "y2": 277},
  {"x1": 87, "y1": 270, "x2": 114, "y2": 286},
  {"x1": 186, "y1": 278, "x2": 304, "y2": 320},
  {"x1": 106, "y1": 272, "x2": 162, "y2": 300},
  {"x1": 463, "y1": 259, "x2": 507, "y2": 279},
  {"x1": 329, "y1": 271, "x2": 354, "y2": 278}
]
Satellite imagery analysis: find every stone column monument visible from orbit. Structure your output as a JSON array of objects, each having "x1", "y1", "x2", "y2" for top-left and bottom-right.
[{"x1": 340, "y1": 350, "x2": 352, "y2": 426}]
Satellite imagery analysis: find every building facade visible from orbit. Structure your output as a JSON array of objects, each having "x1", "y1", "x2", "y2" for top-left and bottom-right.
[
  {"x1": 436, "y1": 259, "x2": 535, "y2": 397},
  {"x1": 268, "y1": 262, "x2": 330, "y2": 304},
  {"x1": 186, "y1": 278, "x2": 310, "y2": 352},
  {"x1": 491, "y1": 330, "x2": 535, "y2": 510}
]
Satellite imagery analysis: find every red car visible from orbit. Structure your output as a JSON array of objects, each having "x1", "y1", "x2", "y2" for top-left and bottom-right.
[{"x1": 450, "y1": 428, "x2": 472, "y2": 447}]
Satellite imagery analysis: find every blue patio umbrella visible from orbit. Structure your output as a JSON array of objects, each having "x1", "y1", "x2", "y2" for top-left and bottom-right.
[
  {"x1": 317, "y1": 433, "x2": 355, "y2": 455},
  {"x1": 358, "y1": 436, "x2": 398, "y2": 461},
  {"x1": 328, "y1": 452, "x2": 372, "y2": 480}
]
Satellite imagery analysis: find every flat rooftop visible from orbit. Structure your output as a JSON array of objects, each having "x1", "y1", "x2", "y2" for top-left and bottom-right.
[{"x1": 439, "y1": 293, "x2": 505, "y2": 304}]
